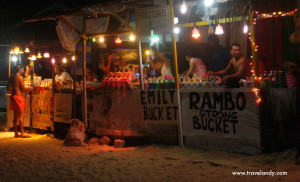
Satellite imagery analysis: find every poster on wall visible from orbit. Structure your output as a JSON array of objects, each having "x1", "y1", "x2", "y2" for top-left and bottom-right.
[
  {"x1": 136, "y1": 6, "x2": 171, "y2": 36},
  {"x1": 181, "y1": 89, "x2": 261, "y2": 154},
  {"x1": 54, "y1": 93, "x2": 72, "y2": 123},
  {"x1": 0, "y1": 86, "x2": 7, "y2": 109},
  {"x1": 88, "y1": 89, "x2": 145, "y2": 136},
  {"x1": 31, "y1": 91, "x2": 53, "y2": 130}
]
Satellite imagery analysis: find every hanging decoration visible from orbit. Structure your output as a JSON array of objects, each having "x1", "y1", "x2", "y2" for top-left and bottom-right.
[
  {"x1": 191, "y1": 27, "x2": 200, "y2": 39},
  {"x1": 215, "y1": 24, "x2": 224, "y2": 35}
]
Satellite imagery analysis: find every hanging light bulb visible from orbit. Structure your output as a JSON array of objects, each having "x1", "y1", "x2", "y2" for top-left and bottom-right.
[
  {"x1": 174, "y1": 27, "x2": 180, "y2": 34},
  {"x1": 180, "y1": 0, "x2": 187, "y2": 14},
  {"x1": 115, "y1": 36, "x2": 122, "y2": 44},
  {"x1": 145, "y1": 50, "x2": 150, "y2": 56},
  {"x1": 11, "y1": 55, "x2": 18, "y2": 62},
  {"x1": 31, "y1": 54, "x2": 37, "y2": 61},
  {"x1": 174, "y1": 17, "x2": 179, "y2": 24},
  {"x1": 215, "y1": 24, "x2": 224, "y2": 35},
  {"x1": 150, "y1": 34, "x2": 159, "y2": 43},
  {"x1": 99, "y1": 37, "x2": 105, "y2": 43},
  {"x1": 43, "y1": 52, "x2": 50, "y2": 58},
  {"x1": 51, "y1": 58, "x2": 55, "y2": 64},
  {"x1": 62, "y1": 57, "x2": 67, "y2": 63},
  {"x1": 37, "y1": 52, "x2": 42, "y2": 59},
  {"x1": 92, "y1": 37, "x2": 96, "y2": 42},
  {"x1": 71, "y1": 55, "x2": 76, "y2": 61},
  {"x1": 205, "y1": 0, "x2": 214, "y2": 7},
  {"x1": 25, "y1": 48, "x2": 30, "y2": 53},
  {"x1": 129, "y1": 34, "x2": 136, "y2": 41},
  {"x1": 13, "y1": 46, "x2": 20, "y2": 55},
  {"x1": 192, "y1": 27, "x2": 200, "y2": 39},
  {"x1": 243, "y1": 24, "x2": 249, "y2": 34}
]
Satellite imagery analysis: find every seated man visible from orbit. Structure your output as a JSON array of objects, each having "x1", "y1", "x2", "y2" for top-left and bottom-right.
[{"x1": 208, "y1": 43, "x2": 250, "y2": 88}]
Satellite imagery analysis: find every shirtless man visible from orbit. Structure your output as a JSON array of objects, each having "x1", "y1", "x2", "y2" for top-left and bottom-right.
[
  {"x1": 7, "y1": 65, "x2": 32, "y2": 138},
  {"x1": 208, "y1": 43, "x2": 249, "y2": 88}
]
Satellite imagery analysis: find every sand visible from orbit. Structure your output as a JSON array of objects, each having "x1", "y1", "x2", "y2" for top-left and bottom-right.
[{"x1": 0, "y1": 132, "x2": 299, "y2": 182}]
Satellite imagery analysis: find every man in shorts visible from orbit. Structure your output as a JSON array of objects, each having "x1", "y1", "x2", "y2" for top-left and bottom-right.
[{"x1": 7, "y1": 65, "x2": 32, "y2": 138}]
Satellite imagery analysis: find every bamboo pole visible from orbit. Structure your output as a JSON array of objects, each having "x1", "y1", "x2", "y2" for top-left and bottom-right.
[{"x1": 169, "y1": 0, "x2": 183, "y2": 147}]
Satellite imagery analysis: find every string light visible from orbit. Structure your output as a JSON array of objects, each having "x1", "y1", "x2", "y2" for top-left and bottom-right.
[
  {"x1": 72, "y1": 55, "x2": 76, "y2": 61},
  {"x1": 99, "y1": 37, "x2": 105, "y2": 43},
  {"x1": 129, "y1": 34, "x2": 136, "y2": 41},
  {"x1": 256, "y1": 9, "x2": 297, "y2": 19},
  {"x1": 62, "y1": 57, "x2": 67, "y2": 63}
]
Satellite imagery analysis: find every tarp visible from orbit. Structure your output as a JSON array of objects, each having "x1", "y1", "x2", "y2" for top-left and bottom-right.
[{"x1": 56, "y1": 16, "x2": 109, "y2": 52}]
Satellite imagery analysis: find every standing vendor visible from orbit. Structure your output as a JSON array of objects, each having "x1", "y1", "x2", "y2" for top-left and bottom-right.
[
  {"x1": 54, "y1": 64, "x2": 73, "y2": 88},
  {"x1": 208, "y1": 43, "x2": 250, "y2": 88}
]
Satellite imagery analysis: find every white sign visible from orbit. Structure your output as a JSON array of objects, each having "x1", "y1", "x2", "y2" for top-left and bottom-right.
[
  {"x1": 136, "y1": 6, "x2": 171, "y2": 36},
  {"x1": 54, "y1": 93, "x2": 73, "y2": 123},
  {"x1": 181, "y1": 88, "x2": 261, "y2": 154}
]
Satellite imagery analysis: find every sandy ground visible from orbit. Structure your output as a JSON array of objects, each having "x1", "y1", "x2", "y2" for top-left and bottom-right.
[{"x1": 0, "y1": 132, "x2": 299, "y2": 182}]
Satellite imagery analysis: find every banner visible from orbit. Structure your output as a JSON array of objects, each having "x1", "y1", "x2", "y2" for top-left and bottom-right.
[
  {"x1": 0, "y1": 86, "x2": 6, "y2": 109},
  {"x1": 181, "y1": 89, "x2": 261, "y2": 154},
  {"x1": 31, "y1": 91, "x2": 53, "y2": 130},
  {"x1": 141, "y1": 89, "x2": 179, "y2": 125},
  {"x1": 136, "y1": 6, "x2": 171, "y2": 36},
  {"x1": 54, "y1": 93, "x2": 72, "y2": 123}
]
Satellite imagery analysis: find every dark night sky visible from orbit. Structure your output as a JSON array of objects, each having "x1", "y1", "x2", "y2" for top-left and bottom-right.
[{"x1": 0, "y1": 0, "x2": 114, "y2": 42}]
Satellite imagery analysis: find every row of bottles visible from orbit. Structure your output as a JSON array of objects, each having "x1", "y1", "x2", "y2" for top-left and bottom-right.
[{"x1": 260, "y1": 70, "x2": 286, "y2": 88}]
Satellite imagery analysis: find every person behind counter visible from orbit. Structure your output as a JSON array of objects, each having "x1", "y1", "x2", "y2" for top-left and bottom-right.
[
  {"x1": 184, "y1": 52, "x2": 207, "y2": 77},
  {"x1": 101, "y1": 52, "x2": 121, "y2": 74},
  {"x1": 86, "y1": 63, "x2": 98, "y2": 82},
  {"x1": 7, "y1": 64, "x2": 32, "y2": 138},
  {"x1": 208, "y1": 42, "x2": 250, "y2": 88},
  {"x1": 54, "y1": 64, "x2": 73, "y2": 88},
  {"x1": 207, "y1": 34, "x2": 231, "y2": 73},
  {"x1": 149, "y1": 51, "x2": 173, "y2": 77}
]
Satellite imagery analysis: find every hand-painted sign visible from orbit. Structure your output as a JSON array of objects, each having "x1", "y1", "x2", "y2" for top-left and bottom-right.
[
  {"x1": 140, "y1": 89, "x2": 179, "y2": 124},
  {"x1": 181, "y1": 89, "x2": 261, "y2": 154},
  {"x1": 31, "y1": 91, "x2": 53, "y2": 130},
  {"x1": 54, "y1": 93, "x2": 72, "y2": 123}
]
